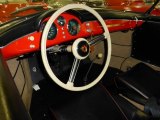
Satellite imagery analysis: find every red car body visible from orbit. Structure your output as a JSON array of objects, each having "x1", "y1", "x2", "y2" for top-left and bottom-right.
[
  {"x1": 0, "y1": 0, "x2": 48, "y2": 23},
  {"x1": 105, "y1": 0, "x2": 160, "y2": 15}
]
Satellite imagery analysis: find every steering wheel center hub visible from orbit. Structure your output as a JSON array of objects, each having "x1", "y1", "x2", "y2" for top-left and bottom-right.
[{"x1": 72, "y1": 38, "x2": 90, "y2": 60}]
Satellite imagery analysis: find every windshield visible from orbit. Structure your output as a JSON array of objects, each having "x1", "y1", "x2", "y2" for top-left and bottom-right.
[
  {"x1": 0, "y1": 0, "x2": 160, "y2": 24},
  {"x1": 47, "y1": 0, "x2": 105, "y2": 8}
]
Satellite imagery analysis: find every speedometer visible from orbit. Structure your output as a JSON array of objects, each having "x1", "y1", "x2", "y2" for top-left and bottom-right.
[{"x1": 68, "y1": 19, "x2": 80, "y2": 36}]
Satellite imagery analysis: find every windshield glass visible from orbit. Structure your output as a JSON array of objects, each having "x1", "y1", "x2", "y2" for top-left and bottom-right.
[
  {"x1": 47, "y1": 0, "x2": 105, "y2": 8},
  {"x1": 0, "y1": 0, "x2": 159, "y2": 24}
]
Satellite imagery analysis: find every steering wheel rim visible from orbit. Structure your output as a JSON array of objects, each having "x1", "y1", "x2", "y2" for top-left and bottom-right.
[{"x1": 41, "y1": 4, "x2": 111, "y2": 91}]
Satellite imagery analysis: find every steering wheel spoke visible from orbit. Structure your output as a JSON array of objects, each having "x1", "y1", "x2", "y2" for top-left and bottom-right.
[
  {"x1": 68, "y1": 58, "x2": 81, "y2": 84},
  {"x1": 47, "y1": 45, "x2": 72, "y2": 53}
]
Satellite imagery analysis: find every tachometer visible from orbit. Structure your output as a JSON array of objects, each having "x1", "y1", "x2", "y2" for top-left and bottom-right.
[
  {"x1": 68, "y1": 19, "x2": 80, "y2": 36},
  {"x1": 40, "y1": 22, "x2": 57, "y2": 40},
  {"x1": 47, "y1": 23, "x2": 57, "y2": 40}
]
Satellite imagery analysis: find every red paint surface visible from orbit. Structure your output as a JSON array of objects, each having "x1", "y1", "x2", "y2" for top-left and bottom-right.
[
  {"x1": 105, "y1": 0, "x2": 160, "y2": 15},
  {"x1": 1, "y1": 13, "x2": 144, "y2": 60},
  {"x1": 0, "y1": 1, "x2": 47, "y2": 23}
]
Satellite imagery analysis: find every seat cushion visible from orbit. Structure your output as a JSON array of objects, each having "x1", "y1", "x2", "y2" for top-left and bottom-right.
[
  {"x1": 115, "y1": 63, "x2": 160, "y2": 118},
  {"x1": 116, "y1": 63, "x2": 160, "y2": 103},
  {"x1": 50, "y1": 84, "x2": 150, "y2": 120},
  {"x1": 50, "y1": 84, "x2": 128, "y2": 120}
]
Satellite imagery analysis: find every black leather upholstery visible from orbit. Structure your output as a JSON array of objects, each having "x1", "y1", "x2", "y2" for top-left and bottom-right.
[
  {"x1": 50, "y1": 84, "x2": 128, "y2": 120},
  {"x1": 144, "y1": 97, "x2": 160, "y2": 118},
  {"x1": 115, "y1": 63, "x2": 160, "y2": 118},
  {"x1": 49, "y1": 84, "x2": 150, "y2": 120},
  {"x1": 113, "y1": 95, "x2": 150, "y2": 120},
  {"x1": 30, "y1": 78, "x2": 151, "y2": 120}
]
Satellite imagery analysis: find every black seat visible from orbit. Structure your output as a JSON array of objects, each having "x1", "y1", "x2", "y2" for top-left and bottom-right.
[
  {"x1": 50, "y1": 84, "x2": 151, "y2": 120},
  {"x1": 115, "y1": 63, "x2": 160, "y2": 118},
  {"x1": 30, "y1": 79, "x2": 151, "y2": 120}
]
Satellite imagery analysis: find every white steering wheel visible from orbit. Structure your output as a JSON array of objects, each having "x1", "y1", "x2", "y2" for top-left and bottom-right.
[{"x1": 41, "y1": 4, "x2": 111, "y2": 91}]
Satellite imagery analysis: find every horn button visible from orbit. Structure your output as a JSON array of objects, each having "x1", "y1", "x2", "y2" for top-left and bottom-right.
[{"x1": 72, "y1": 38, "x2": 90, "y2": 60}]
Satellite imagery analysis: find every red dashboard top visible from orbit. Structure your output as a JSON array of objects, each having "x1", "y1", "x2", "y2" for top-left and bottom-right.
[{"x1": 1, "y1": 13, "x2": 143, "y2": 60}]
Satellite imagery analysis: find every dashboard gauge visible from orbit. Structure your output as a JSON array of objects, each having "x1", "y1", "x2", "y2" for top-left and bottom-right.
[
  {"x1": 47, "y1": 23, "x2": 57, "y2": 40},
  {"x1": 57, "y1": 16, "x2": 65, "y2": 26},
  {"x1": 68, "y1": 19, "x2": 80, "y2": 36},
  {"x1": 41, "y1": 22, "x2": 57, "y2": 40}
]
